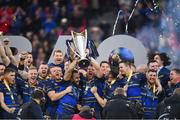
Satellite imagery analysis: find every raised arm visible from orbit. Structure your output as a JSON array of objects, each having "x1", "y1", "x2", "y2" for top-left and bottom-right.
[
  {"x1": 0, "y1": 92, "x2": 16, "y2": 113},
  {"x1": 155, "y1": 78, "x2": 162, "y2": 94},
  {"x1": 90, "y1": 57, "x2": 100, "y2": 72},
  {"x1": 89, "y1": 57, "x2": 103, "y2": 78},
  {"x1": 64, "y1": 59, "x2": 78, "y2": 81},
  {"x1": 47, "y1": 86, "x2": 72, "y2": 101},
  {"x1": 17, "y1": 51, "x2": 28, "y2": 80},
  {"x1": 3, "y1": 38, "x2": 18, "y2": 66},
  {"x1": 0, "y1": 41, "x2": 10, "y2": 66},
  {"x1": 91, "y1": 86, "x2": 107, "y2": 107}
]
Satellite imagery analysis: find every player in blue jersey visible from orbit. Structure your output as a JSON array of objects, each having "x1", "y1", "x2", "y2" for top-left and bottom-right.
[
  {"x1": 98, "y1": 61, "x2": 110, "y2": 78},
  {"x1": 37, "y1": 63, "x2": 49, "y2": 81},
  {"x1": 96, "y1": 61, "x2": 110, "y2": 98},
  {"x1": 103, "y1": 71, "x2": 120, "y2": 100},
  {"x1": 119, "y1": 61, "x2": 162, "y2": 103},
  {"x1": 148, "y1": 52, "x2": 171, "y2": 89},
  {"x1": 91, "y1": 70, "x2": 123, "y2": 108},
  {"x1": 56, "y1": 58, "x2": 86, "y2": 118},
  {"x1": 147, "y1": 60, "x2": 159, "y2": 72},
  {"x1": 0, "y1": 68, "x2": 20, "y2": 119},
  {"x1": 24, "y1": 52, "x2": 34, "y2": 71},
  {"x1": 48, "y1": 50, "x2": 65, "y2": 73},
  {"x1": 166, "y1": 68, "x2": 180, "y2": 97},
  {"x1": 141, "y1": 70, "x2": 161, "y2": 119},
  {"x1": 54, "y1": 59, "x2": 78, "y2": 117},
  {"x1": 56, "y1": 70, "x2": 82, "y2": 118},
  {"x1": 16, "y1": 51, "x2": 34, "y2": 80},
  {"x1": 80, "y1": 59, "x2": 104, "y2": 119},
  {"x1": 0, "y1": 63, "x2": 5, "y2": 119},
  {"x1": 37, "y1": 63, "x2": 50, "y2": 95},
  {"x1": 119, "y1": 61, "x2": 147, "y2": 102},
  {"x1": 21, "y1": 66, "x2": 43, "y2": 103},
  {"x1": 46, "y1": 65, "x2": 72, "y2": 118}
]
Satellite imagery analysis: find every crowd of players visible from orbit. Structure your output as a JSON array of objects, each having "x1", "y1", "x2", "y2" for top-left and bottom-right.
[{"x1": 0, "y1": 39, "x2": 180, "y2": 119}]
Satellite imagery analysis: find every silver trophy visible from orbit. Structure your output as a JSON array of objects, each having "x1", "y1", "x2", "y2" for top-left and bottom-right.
[{"x1": 67, "y1": 29, "x2": 90, "y2": 68}]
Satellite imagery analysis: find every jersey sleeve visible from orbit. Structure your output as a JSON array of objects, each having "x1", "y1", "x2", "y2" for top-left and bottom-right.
[
  {"x1": 139, "y1": 73, "x2": 147, "y2": 86},
  {"x1": 46, "y1": 79, "x2": 54, "y2": 93}
]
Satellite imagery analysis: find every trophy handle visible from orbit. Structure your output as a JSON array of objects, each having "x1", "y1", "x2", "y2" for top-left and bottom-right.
[
  {"x1": 71, "y1": 31, "x2": 77, "y2": 41},
  {"x1": 81, "y1": 29, "x2": 87, "y2": 41},
  {"x1": 67, "y1": 41, "x2": 81, "y2": 58}
]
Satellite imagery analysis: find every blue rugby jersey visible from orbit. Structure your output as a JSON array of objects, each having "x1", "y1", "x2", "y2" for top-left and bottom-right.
[
  {"x1": 56, "y1": 83, "x2": 81, "y2": 118},
  {"x1": 21, "y1": 81, "x2": 42, "y2": 103},
  {"x1": 141, "y1": 84, "x2": 158, "y2": 119},
  {"x1": 95, "y1": 76, "x2": 106, "y2": 98},
  {"x1": 80, "y1": 76, "x2": 104, "y2": 119},
  {"x1": 46, "y1": 78, "x2": 68, "y2": 118},
  {"x1": 0, "y1": 82, "x2": 20, "y2": 119},
  {"x1": 126, "y1": 72, "x2": 147, "y2": 102},
  {"x1": 80, "y1": 76, "x2": 99, "y2": 108},
  {"x1": 158, "y1": 67, "x2": 170, "y2": 88},
  {"x1": 165, "y1": 82, "x2": 180, "y2": 97},
  {"x1": 103, "y1": 79, "x2": 122, "y2": 100},
  {"x1": 118, "y1": 77, "x2": 128, "y2": 88},
  {"x1": 15, "y1": 75, "x2": 25, "y2": 100}
]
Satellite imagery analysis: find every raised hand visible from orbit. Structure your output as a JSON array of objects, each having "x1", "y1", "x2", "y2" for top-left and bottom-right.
[
  {"x1": 91, "y1": 86, "x2": 97, "y2": 94},
  {"x1": 65, "y1": 86, "x2": 72, "y2": 93},
  {"x1": 8, "y1": 107, "x2": 16, "y2": 113}
]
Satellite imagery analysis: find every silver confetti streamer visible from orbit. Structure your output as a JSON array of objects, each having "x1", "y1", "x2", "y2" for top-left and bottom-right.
[
  {"x1": 112, "y1": 10, "x2": 123, "y2": 35},
  {"x1": 125, "y1": 0, "x2": 140, "y2": 34}
]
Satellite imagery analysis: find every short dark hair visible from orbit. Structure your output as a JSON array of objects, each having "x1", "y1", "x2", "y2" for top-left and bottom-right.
[
  {"x1": 109, "y1": 70, "x2": 118, "y2": 79},
  {"x1": 26, "y1": 51, "x2": 32, "y2": 55},
  {"x1": 147, "y1": 60, "x2": 158, "y2": 66},
  {"x1": 147, "y1": 69, "x2": 157, "y2": 74},
  {"x1": 119, "y1": 60, "x2": 131, "y2": 67},
  {"x1": 53, "y1": 50, "x2": 63, "y2": 56},
  {"x1": 100, "y1": 61, "x2": 109, "y2": 67},
  {"x1": 40, "y1": 62, "x2": 47, "y2": 65},
  {"x1": 171, "y1": 68, "x2": 180, "y2": 74},
  {"x1": 79, "y1": 106, "x2": 93, "y2": 114},
  {"x1": 49, "y1": 66, "x2": 62, "y2": 74},
  {"x1": 38, "y1": 63, "x2": 48, "y2": 69},
  {"x1": 72, "y1": 69, "x2": 79, "y2": 75},
  {"x1": 0, "y1": 63, "x2": 6, "y2": 67},
  {"x1": 31, "y1": 89, "x2": 45, "y2": 100},
  {"x1": 4, "y1": 68, "x2": 15, "y2": 74}
]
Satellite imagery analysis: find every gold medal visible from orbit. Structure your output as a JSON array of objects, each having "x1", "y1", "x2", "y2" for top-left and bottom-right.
[{"x1": 4, "y1": 79, "x2": 15, "y2": 104}]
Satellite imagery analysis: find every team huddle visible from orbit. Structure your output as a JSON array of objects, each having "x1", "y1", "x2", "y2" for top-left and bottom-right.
[{"x1": 0, "y1": 39, "x2": 180, "y2": 119}]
